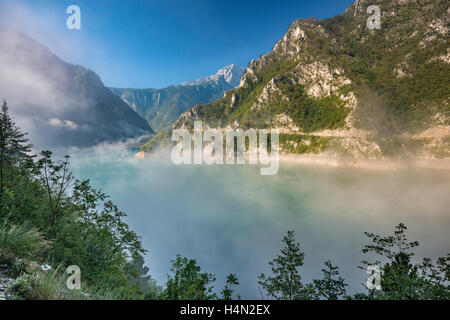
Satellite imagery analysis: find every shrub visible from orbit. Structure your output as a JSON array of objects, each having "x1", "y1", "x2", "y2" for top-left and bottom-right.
[
  {"x1": 8, "y1": 266, "x2": 79, "y2": 300},
  {"x1": 8, "y1": 272, "x2": 40, "y2": 299}
]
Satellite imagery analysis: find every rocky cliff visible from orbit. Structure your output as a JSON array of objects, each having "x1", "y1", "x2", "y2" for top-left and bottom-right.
[{"x1": 167, "y1": 0, "x2": 449, "y2": 159}]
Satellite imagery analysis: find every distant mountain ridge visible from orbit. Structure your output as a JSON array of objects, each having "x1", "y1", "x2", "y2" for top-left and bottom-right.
[
  {"x1": 110, "y1": 64, "x2": 245, "y2": 132},
  {"x1": 0, "y1": 24, "x2": 153, "y2": 148}
]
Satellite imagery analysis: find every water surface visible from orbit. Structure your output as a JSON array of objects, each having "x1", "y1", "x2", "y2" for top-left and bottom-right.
[{"x1": 69, "y1": 148, "x2": 450, "y2": 298}]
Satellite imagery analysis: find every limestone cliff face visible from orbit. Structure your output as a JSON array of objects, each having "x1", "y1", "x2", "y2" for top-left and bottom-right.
[
  {"x1": 173, "y1": 14, "x2": 358, "y2": 134},
  {"x1": 153, "y1": 0, "x2": 450, "y2": 159}
]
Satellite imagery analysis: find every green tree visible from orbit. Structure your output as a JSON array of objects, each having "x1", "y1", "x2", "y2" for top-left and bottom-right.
[
  {"x1": 127, "y1": 254, "x2": 152, "y2": 294},
  {"x1": 417, "y1": 254, "x2": 450, "y2": 299},
  {"x1": 258, "y1": 231, "x2": 316, "y2": 300},
  {"x1": 63, "y1": 179, "x2": 146, "y2": 283},
  {"x1": 313, "y1": 260, "x2": 347, "y2": 300},
  {"x1": 358, "y1": 223, "x2": 449, "y2": 300},
  {"x1": 35, "y1": 151, "x2": 73, "y2": 240},
  {"x1": 163, "y1": 255, "x2": 217, "y2": 300},
  {"x1": 144, "y1": 276, "x2": 163, "y2": 300},
  {"x1": 221, "y1": 273, "x2": 240, "y2": 300},
  {"x1": 0, "y1": 100, "x2": 33, "y2": 219}
]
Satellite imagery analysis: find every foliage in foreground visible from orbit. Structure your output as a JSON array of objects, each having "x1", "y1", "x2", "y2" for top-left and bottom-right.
[
  {"x1": 0, "y1": 100, "x2": 147, "y2": 299},
  {"x1": 258, "y1": 225, "x2": 449, "y2": 300}
]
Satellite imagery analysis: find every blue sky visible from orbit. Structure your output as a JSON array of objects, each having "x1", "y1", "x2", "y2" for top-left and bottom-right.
[{"x1": 2, "y1": 0, "x2": 354, "y2": 88}]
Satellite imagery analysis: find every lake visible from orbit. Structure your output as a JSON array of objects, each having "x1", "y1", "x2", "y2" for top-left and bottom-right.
[{"x1": 68, "y1": 145, "x2": 450, "y2": 299}]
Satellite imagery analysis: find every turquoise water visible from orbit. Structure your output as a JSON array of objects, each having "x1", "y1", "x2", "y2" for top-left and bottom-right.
[{"x1": 69, "y1": 147, "x2": 450, "y2": 298}]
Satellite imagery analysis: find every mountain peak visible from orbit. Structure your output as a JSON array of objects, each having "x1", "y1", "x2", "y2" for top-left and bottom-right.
[
  {"x1": 214, "y1": 64, "x2": 247, "y2": 87},
  {"x1": 183, "y1": 64, "x2": 246, "y2": 88}
]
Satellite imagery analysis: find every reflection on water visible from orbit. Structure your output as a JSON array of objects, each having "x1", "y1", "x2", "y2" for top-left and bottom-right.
[{"x1": 69, "y1": 148, "x2": 450, "y2": 298}]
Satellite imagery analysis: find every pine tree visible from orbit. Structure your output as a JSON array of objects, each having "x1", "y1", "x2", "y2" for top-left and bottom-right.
[
  {"x1": 313, "y1": 260, "x2": 348, "y2": 300},
  {"x1": 0, "y1": 100, "x2": 33, "y2": 218}
]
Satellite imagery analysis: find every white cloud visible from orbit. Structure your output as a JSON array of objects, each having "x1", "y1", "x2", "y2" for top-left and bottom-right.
[{"x1": 49, "y1": 118, "x2": 79, "y2": 130}]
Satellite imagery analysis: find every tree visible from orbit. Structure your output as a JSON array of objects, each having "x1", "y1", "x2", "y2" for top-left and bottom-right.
[
  {"x1": 221, "y1": 273, "x2": 240, "y2": 300},
  {"x1": 359, "y1": 223, "x2": 420, "y2": 299},
  {"x1": 163, "y1": 255, "x2": 217, "y2": 300},
  {"x1": 144, "y1": 276, "x2": 163, "y2": 300},
  {"x1": 258, "y1": 231, "x2": 316, "y2": 300},
  {"x1": 35, "y1": 151, "x2": 73, "y2": 239},
  {"x1": 358, "y1": 223, "x2": 449, "y2": 300},
  {"x1": 66, "y1": 179, "x2": 146, "y2": 283},
  {"x1": 417, "y1": 254, "x2": 449, "y2": 299},
  {"x1": 0, "y1": 100, "x2": 33, "y2": 219},
  {"x1": 313, "y1": 260, "x2": 348, "y2": 300},
  {"x1": 127, "y1": 254, "x2": 152, "y2": 294}
]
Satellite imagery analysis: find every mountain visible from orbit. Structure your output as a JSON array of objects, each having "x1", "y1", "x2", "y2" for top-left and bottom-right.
[
  {"x1": 181, "y1": 64, "x2": 245, "y2": 88},
  {"x1": 110, "y1": 64, "x2": 245, "y2": 132},
  {"x1": 0, "y1": 24, "x2": 153, "y2": 149},
  {"x1": 162, "y1": 0, "x2": 449, "y2": 159}
]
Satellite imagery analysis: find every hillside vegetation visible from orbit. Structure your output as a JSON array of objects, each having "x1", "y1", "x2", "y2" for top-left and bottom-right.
[{"x1": 158, "y1": 0, "x2": 449, "y2": 158}]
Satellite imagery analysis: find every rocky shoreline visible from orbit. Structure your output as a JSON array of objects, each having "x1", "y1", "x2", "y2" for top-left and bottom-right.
[
  {"x1": 280, "y1": 153, "x2": 450, "y2": 171},
  {"x1": 134, "y1": 148, "x2": 450, "y2": 171}
]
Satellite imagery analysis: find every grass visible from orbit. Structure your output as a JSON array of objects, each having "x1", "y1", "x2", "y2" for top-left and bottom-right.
[{"x1": 0, "y1": 224, "x2": 49, "y2": 262}]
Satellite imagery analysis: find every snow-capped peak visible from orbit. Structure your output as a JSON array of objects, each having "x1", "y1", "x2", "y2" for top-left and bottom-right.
[{"x1": 182, "y1": 64, "x2": 246, "y2": 88}]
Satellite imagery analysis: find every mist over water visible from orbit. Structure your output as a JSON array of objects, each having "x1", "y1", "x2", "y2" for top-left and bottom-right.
[{"x1": 68, "y1": 146, "x2": 450, "y2": 299}]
